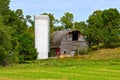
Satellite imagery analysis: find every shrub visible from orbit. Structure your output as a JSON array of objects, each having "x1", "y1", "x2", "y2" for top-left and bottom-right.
[
  {"x1": 18, "y1": 32, "x2": 38, "y2": 62},
  {"x1": 0, "y1": 49, "x2": 19, "y2": 66}
]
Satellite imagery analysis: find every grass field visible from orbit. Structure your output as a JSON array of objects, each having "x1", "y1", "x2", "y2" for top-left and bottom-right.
[{"x1": 0, "y1": 47, "x2": 120, "y2": 80}]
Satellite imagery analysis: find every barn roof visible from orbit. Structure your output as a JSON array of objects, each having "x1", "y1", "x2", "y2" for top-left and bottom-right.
[
  {"x1": 51, "y1": 30, "x2": 69, "y2": 48},
  {"x1": 51, "y1": 30, "x2": 81, "y2": 48}
]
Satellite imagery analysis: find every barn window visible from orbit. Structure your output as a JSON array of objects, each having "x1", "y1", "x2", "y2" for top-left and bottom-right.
[{"x1": 72, "y1": 31, "x2": 79, "y2": 41}]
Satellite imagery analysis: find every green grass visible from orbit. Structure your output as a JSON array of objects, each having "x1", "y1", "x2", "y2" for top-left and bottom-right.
[{"x1": 0, "y1": 47, "x2": 120, "y2": 80}]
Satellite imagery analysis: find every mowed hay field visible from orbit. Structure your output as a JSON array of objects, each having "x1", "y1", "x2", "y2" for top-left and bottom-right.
[{"x1": 0, "y1": 48, "x2": 120, "y2": 80}]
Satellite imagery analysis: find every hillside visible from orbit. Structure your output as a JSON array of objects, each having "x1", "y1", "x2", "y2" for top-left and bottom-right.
[
  {"x1": 80, "y1": 47, "x2": 120, "y2": 60},
  {"x1": 0, "y1": 47, "x2": 120, "y2": 80}
]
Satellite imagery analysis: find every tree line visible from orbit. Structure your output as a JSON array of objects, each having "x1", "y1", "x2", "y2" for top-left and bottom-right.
[
  {"x1": 48, "y1": 8, "x2": 120, "y2": 49},
  {"x1": 0, "y1": 0, "x2": 37, "y2": 66},
  {"x1": 0, "y1": 0, "x2": 120, "y2": 66}
]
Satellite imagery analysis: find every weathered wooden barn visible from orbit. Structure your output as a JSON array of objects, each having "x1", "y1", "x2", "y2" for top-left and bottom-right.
[{"x1": 51, "y1": 30, "x2": 88, "y2": 56}]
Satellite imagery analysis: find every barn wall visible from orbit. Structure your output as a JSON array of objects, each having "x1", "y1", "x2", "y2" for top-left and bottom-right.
[
  {"x1": 60, "y1": 33, "x2": 88, "y2": 55},
  {"x1": 60, "y1": 41, "x2": 88, "y2": 54}
]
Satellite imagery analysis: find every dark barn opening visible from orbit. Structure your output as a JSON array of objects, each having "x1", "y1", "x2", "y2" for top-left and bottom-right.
[{"x1": 72, "y1": 31, "x2": 79, "y2": 41}]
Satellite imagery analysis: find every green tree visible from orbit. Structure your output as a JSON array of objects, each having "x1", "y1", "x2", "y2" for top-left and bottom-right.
[
  {"x1": 86, "y1": 8, "x2": 120, "y2": 49},
  {"x1": 0, "y1": 15, "x2": 18, "y2": 66},
  {"x1": 0, "y1": 0, "x2": 38, "y2": 65},
  {"x1": 18, "y1": 31, "x2": 37, "y2": 62},
  {"x1": 25, "y1": 15, "x2": 34, "y2": 27},
  {"x1": 60, "y1": 12, "x2": 74, "y2": 29},
  {"x1": 74, "y1": 21, "x2": 87, "y2": 33},
  {"x1": 54, "y1": 26, "x2": 63, "y2": 31},
  {"x1": 0, "y1": 0, "x2": 10, "y2": 15},
  {"x1": 15, "y1": 9, "x2": 24, "y2": 20},
  {"x1": 86, "y1": 10, "x2": 103, "y2": 49},
  {"x1": 102, "y1": 8, "x2": 120, "y2": 47}
]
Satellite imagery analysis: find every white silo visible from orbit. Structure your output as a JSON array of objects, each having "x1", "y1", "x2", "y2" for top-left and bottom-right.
[{"x1": 34, "y1": 15, "x2": 50, "y2": 59}]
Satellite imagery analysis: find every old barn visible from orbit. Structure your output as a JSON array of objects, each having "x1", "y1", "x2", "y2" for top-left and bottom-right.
[{"x1": 51, "y1": 30, "x2": 88, "y2": 56}]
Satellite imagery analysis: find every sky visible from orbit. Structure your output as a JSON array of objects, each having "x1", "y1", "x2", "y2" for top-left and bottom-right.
[{"x1": 10, "y1": 0, "x2": 120, "y2": 22}]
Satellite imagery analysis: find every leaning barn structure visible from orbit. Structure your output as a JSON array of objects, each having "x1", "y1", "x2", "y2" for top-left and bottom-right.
[{"x1": 51, "y1": 30, "x2": 88, "y2": 56}]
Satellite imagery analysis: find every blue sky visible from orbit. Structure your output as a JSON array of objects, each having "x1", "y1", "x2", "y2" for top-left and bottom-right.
[{"x1": 10, "y1": 0, "x2": 120, "y2": 22}]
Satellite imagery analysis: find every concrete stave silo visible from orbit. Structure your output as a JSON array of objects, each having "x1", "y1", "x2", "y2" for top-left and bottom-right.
[{"x1": 34, "y1": 15, "x2": 49, "y2": 59}]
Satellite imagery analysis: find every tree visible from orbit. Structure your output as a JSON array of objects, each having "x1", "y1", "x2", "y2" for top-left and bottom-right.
[
  {"x1": 25, "y1": 15, "x2": 34, "y2": 27},
  {"x1": 86, "y1": 8, "x2": 120, "y2": 49},
  {"x1": 54, "y1": 26, "x2": 63, "y2": 31},
  {"x1": 74, "y1": 21, "x2": 87, "y2": 33},
  {"x1": 18, "y1": 31, "x2": 37, "y2": 62},
  {"x1": 102, "y1": 8, "x2": 120, "y2": 47},
  {"x1": 0, "y1": 1, "x2": 20, "y2": 65},
  {"x1": 15, "y1": 9, "x2": 24, "y2": 20},
  {"x1": 86, "y1": 10, "x2": 103, "y2": 49},
  {"x1": 0, "y1": 0, "x2": 10, "y2": 15},
  {"x1": 0, "y1": 0, "x2": 38, "y2": 65},
  {"x1": 0, "y1": 15, "x2": 18, "y2": 66},
  {"x1": 60, "y1": 12, "x2": 74, "y2": 29}
]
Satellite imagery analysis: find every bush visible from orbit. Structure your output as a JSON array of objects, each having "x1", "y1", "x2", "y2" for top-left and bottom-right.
[
  {"x1": 18, "y1": 32, "x2": 38, "y2": 62},
  {"x1": 77, "y1": 48, "x2": 88, "y2": 55},
  {"x1": 49, "y1": 49, "x2": 55, "y2": 57},
  {"x1": 0, "y1": 49, "x2": 19, "y2": 66}
]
